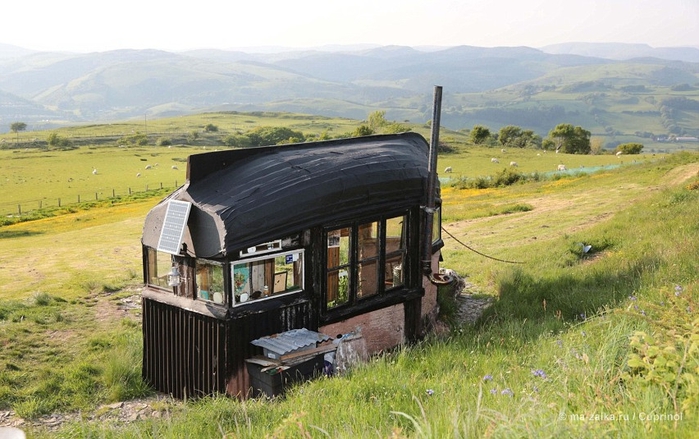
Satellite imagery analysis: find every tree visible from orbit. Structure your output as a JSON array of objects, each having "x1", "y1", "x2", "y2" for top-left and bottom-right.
[
  {"x1": 367, "y1": 111, "x2": 387, "y2": 131},
  {"x1": 616, "y1": 143, "x2": 644, "y2": 154},
  {"x1": 469, "y1": 125, "x2": 491, "y2": 144},
  {"x1": 547, "y1": 123, "x2": 591, "y2": 154},
  {"x1": 352, "y1": 125, "x2": 374, "y2": 137},
  {"x1": 498, "y1": 125, "x2": 541, "y2": 148},
  {"x1": 10, "y1": 122, "x2": 27, "y2": 145}
]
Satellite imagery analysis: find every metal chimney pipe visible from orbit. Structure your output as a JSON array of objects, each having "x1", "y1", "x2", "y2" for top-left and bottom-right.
[{"x1": 421, "y1": 85, "x2": 442, "y2": 275}]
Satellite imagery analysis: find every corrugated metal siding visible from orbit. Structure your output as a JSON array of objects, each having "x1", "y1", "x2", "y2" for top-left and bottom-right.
[
  {"x1": 143, "y1": 297, "x2": 313, "y2": 399},
  {"x1": 142, "y1": 298, "x2": 227, "y2": 399}
]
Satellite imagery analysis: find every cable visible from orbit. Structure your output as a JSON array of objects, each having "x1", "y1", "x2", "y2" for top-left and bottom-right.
[{"x1": 441, "y1": 226, "x2": 524, "y2": 264}]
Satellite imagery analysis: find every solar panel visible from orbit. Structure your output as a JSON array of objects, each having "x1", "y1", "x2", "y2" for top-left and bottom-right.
[{"x1": 157, "y1": 200, "x2": 192, "y2": 255}]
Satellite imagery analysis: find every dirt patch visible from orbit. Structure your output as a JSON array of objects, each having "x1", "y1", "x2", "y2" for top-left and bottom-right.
[{"x1": 660, "y1": 163, "x2": 699, "y2": 187}]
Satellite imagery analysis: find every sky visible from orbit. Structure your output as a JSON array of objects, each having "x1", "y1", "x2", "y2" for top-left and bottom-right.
[{"x1": 1, "y1": 0, "x2": 697, "y2": 53}]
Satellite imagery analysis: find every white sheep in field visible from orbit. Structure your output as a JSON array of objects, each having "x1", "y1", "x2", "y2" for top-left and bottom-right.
[
  {"x1": 616, "y1": 151, "x2": 623, "y2": 157},
  {"x1": 92, "y1": 168, "x2": 98, "y2": 175},
  {"x1": 491, "y1": 158, "x2": 499, "y2": 163},
  {"x1": 444, "y1": 166, "x2": 452, "y2": 173},
  {"x1": 171, "y1": 165, "x2": 178, "y2": 170},
  {"x1": 136, "y1": 173, "x2": 141, "y2": 177},
  {"x1": 510, "y1": 161, "x2": 518, "y2": 167},
  {"x1": 145, "y1": 164, "x2": 152, "y2": 170},
  {"x1": 557, "y1": 164, "x2": 567, "y2": 171},
  {"x1": 501, "y1": 148, "x2": 506, "y2": 153}
]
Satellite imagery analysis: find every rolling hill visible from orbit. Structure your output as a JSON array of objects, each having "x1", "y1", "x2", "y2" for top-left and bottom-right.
[{"x1": 0, "y1": 42, "x2": 698, "y2": 143}]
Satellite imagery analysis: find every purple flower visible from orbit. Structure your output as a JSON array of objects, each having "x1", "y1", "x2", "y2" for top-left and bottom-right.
[
  {"x1": 501, "y1": 388, "x2": 513, "y2": 397},
  {"x1": 532, "y1": 369, "x2": 547, "y2": 379},
  {"x1": 490, "y1": 388, "x2": 497, "y2": 395},
  {"x1": 675, "y1": 285, "x2": 683, "y2": 296},
  {"x1": 483, "y1": 374, "x2": 493, "y2": 382},
  {"x1": 426, "y1": 389, "x2": 434, "y2": 396},
  {"x1": 629, "y1": 295, "x2": 637, "y2": 301}
]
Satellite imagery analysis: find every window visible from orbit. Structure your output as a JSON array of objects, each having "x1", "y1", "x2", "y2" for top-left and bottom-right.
[
  {"x1": 146, "y1": 247, "x2": 177, "y2": 289},
  {"x1": 432, "y1": 206, "x2": 442, "y2": 245},
  {"x1": 196, "y1": 260, "x2": 225, "y2": 304},
  {"x1": 326, "y1": 214, "x2": 407, "y2": 310},
  {"x1": 231, "y1": 250, "x2": 304, "y2": 306}
]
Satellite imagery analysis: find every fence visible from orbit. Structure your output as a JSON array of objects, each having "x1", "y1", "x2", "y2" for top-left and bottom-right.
[{"x1": 0, "y1": 180, "x2": 180, "y2": 217}]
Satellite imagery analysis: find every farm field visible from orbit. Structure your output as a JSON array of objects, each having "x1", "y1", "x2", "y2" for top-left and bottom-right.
[{"x1": 0, "y1": 114, "x2": 698, "y2": 437}]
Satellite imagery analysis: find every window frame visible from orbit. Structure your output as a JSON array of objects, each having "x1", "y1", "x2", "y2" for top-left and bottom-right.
[
  {"x1": 323, "y1": 210, "x2": 412, "y2": 316},
  {"x1": 230, "y1": 248, "x2": 305, "y2": 307}
]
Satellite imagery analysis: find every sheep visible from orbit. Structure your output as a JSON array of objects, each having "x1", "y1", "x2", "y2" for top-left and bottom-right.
[
  {"x1": 616, "y1": 151, "x2": 623, "y2": 157},
  {"x1": 444, "y1": 166, "x2": 453, "y2": 173},
  {"x1": 145, "y1": 164, "x2": 152, "y2": 170},
  {"x1": 171, "y1": 165, "x2": 178, "y2": 170},
  {"x1": 136, "y1": 173, "x2": 141, "y2": 177},
  {"x1": 509, "y1": 161, "x2": 518, "y2": 167},
  {"x1": 491, "y1": 158, "x2": 499, "y2": 163},
  {"x1": 92, "y1": 168, "x2": 98, "y2": 175},
  {"x1": 557, "y1": 164, "x2": 567, "y2": 171},
  {"x1": 501, "y1": 148, "x2": 506, "y2": 153}
]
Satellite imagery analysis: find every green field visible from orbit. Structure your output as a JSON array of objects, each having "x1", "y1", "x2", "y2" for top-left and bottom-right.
[{"x1": 1, "y1": 113, "x2": 698, "y2": 437}]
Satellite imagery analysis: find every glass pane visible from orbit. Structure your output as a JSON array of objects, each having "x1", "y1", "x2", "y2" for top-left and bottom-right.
[
  {"x1": 386, "y1": 216, "x2": 406, "y2": 251},
  {"x1": 432, "y1": 207, "x2": 441, "y2": 244},
  {"x1": 385, "y1": 253, "x2": 404, "y2": 288},
  {"x1": 148, "y1": 248, "x2": 175, "y2": 289},
  {"x1": 358, "y1": 222, "x2": 379, "y2": 259},
  {"x1": 273, "y1": 251, "x2": 304, "y2": 293},
  {"x1": 196, "y1": 261, "x2": 224, "y2": 303},
  {"x1": 357, "y1": 259, "x2": 379, "y2": 298},
  {"x1": 327, "y1": 228, "x2": 350, "y2": 268},
  {"x1": 327, "y1": 269, "x2": 349, "y2": 308}
]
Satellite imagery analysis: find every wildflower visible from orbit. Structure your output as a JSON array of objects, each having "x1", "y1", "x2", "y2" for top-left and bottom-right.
[
  {"x1": 629, "y1": 295, "x2": 637, "y2": 301},
  {"x1": 426, "y1": 389, "x2": 434, "y2": 396},
  {"x1": 556, "y1": 339, "x2": 563, "y2": 348},
  {"x1": 501, "y1": 388, "x2": 513, "y2": 397},
  {"x1": 579, "y1": 313, "x2": 586, "y2": 320},
  {"x1": 532, "y1": 369, "x2": 547, "y2": 379},
  {"x1": 640, "y1": 309, "x2": 646, "y2": 316},
  {"x1": 490, "y1": 388, "x2": 498, "y2": 395},
  {"x1": 675, "y1": 285, "x2": 683, "y2": 296},
  {"x1": 483, "y1": 374, "x2": 493, "y2": 382}
]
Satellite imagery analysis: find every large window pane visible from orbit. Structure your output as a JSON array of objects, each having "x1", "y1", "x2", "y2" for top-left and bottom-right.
[
  {"x1": 232, "y1": 249, "x2": 304, "y2": 306},
  {"x1": 147, "y1": 248, "x2": 175, "y2": 289},
  {"x1": 196, "y1": 260, "x2": 225, "y2": 303},
  {"x1": 386, "y1": 215, "x2": 407, "y2": 289},
  {"x1": 327, "y1": 228, "x2": 351, "y2": 309}
]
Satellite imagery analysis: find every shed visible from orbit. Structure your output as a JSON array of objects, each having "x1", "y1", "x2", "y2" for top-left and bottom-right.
[{"x1": 140, "y1": 132, "x2": 444, "y2": 398}]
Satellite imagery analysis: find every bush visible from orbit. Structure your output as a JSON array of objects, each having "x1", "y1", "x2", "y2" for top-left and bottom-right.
[
  {"x1": 616, "y1": 142, "x2": 644, "y2": 154},
  {"x1": 157, "y1": 137, "x2": 172, "y2": 146}
]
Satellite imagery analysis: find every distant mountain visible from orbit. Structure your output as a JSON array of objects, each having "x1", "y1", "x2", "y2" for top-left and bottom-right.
[
  {"x1": 0, "y1": 43, "x2": 36, "y2": 59},
  {"x1": 541, "y1": 42, "x2": 699, "y2": 63},
  {"x1": 0, "y1": 42, "x2": 697, "y2": 138}
]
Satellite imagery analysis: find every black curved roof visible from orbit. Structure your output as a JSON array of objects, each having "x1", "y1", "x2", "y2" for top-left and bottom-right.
[{"x1": 142, "y1": 132, "x2": 431, "y2": 258}]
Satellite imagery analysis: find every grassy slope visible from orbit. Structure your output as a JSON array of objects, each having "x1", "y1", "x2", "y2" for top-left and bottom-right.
[{"x1": 0, "y1": 121, "x2": 698, "y2": 437}]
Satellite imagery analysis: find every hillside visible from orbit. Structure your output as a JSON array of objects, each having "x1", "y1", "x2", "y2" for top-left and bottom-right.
[{"x1": 0, "y1": 139, "x2": 697, "y2": 436}]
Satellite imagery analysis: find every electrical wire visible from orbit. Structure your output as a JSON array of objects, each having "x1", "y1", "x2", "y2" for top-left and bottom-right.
[{"x1": 441, "y1": 226, "x2": 524, "y2": 264}]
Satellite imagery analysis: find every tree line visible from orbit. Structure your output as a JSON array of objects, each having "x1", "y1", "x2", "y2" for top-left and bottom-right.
[{"x1": 468, "y1": 123, "x2": 643, "y2": 155}]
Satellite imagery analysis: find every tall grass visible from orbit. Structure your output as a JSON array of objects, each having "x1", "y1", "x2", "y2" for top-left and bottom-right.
[{"x1": 28, "y1": 153, "x2": 699, "y2": 438}]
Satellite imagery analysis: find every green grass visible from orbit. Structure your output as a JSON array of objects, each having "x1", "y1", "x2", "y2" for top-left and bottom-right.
[{"x1": 1, "y1": 118, "x2": 698, "y2": 437}]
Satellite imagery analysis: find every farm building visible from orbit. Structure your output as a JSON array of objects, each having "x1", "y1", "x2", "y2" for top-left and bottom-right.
[{"x1": 140, "y1": 131, "x2": 445, "y2": 398}]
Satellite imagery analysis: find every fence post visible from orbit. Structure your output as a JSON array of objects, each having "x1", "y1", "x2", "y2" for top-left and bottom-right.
[
  {"x1": 112, "y1": 189, "x2": 115, "y2": 198},
  {"x1": 95, "y1": 192, "x2": 98, "y2": 200},
  {"x1": 129, "y1": 188, "x2": 132, "y2": 195},
  {"x1": 58, "y1": 198, "x2": 61, "y2": 207},
  {"x1": 78, "y1": 195, "x2": 81, "y2": 203},
  {"x1": 18, "y1": 204, "x2": 21, "y2": 215}
]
